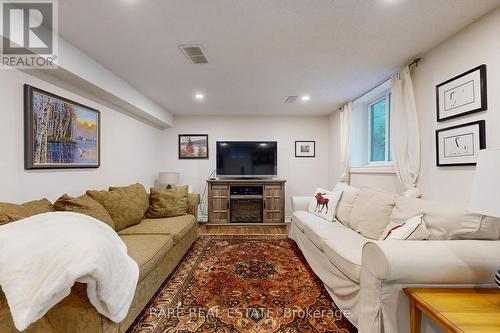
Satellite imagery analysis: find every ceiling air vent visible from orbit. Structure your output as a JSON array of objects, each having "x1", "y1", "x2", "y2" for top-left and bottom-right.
[
  {"x1": 179, "y1": 44, "x2": 208, "y2": 64},
  {"x1": 285, "y1": 96, "x2": 298, "y2": 104}
]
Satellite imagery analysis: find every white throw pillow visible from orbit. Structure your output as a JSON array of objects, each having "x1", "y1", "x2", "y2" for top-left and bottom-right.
[
  {"x1": 307, "y1": 188, "x2": 343, "y2": 222},
  {"x1": 381, "y1": 215, "x2": 430, "y2": 240}
]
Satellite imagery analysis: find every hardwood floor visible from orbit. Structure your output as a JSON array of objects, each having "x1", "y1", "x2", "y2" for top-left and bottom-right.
[{"x1": 198, "y1": 224, "x2": 288, "y2": 236}]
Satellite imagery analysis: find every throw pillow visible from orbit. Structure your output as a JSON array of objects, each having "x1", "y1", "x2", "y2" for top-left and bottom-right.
[
  {"x1": 381, "y1": 215, "x2": 430, "y2": 240},
  {"x1": 333, "y1": 182, "x2": 359, "y2": 192},
  {"x1": 389, "y1": 197, "x2": 482, "y2": 240},
  {"x1": 87, "y1": 183, "x2": 148, "y2": 231},
  {"x1": 54, "y1": 194, "x2": 115, "y2": 229},
  {"x1": 147, "y1": 185, "x2": 189, "y2": 218},
  {"x1": 0, "y1": 198, "x2": 54, "y2": 225},
  {"x1": 307, "y1": 188, "x2": 343, "y2": 222},
  {"x1": 109, "y1": 183, "x2": 149, "y2": 217},
  {"x1": 335, "y1": 190, "x2": 359, "y2": 227},
  {"x1": 349, "y1": 187, "x2": 397, "y2": 239}
]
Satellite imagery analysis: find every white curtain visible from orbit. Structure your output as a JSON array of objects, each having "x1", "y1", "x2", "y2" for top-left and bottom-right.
[
  {"x1": 390, "y1": 65, "x2": 421, "y2": 197},
  {"x1": 339, "y1": 102, "x2": 352, "y2": 183}
]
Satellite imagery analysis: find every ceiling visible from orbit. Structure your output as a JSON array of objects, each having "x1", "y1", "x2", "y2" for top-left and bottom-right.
[{"x1": 58, "y1": 0, "x2": 500, "y2": 116}]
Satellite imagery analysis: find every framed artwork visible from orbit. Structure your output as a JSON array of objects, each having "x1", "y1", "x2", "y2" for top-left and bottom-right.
[
  {"x1": 24, "y1": 84, "x2": 100, "y2": 169},
  {"x1": 436, "y1": 120, "x2": 486, "y2": 167},
  {"x1": 295, "y1": 141, "x2": 315, "y2": 158},
  {"x1": 179, "y1": 134, "x2": 208, "y2": 159},
  {"x1": 436, "y1": 65, "x2": 487, "y2": 122}
]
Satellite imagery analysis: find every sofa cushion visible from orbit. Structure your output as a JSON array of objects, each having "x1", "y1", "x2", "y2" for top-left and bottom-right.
[
  {"x1": 119, "y1": 215, "x2": 196, "y2": 241},
  {"x1": 292, "y1": 210, "x2": 333, "y2": 232},
  {"x1": 87, "y1": 184, "x2": 148, "y2": 231},
  {"x1": 336, "y1": 191, "x2": 359, "y2": 227},
  {"x1": 0, "y1": 199, "x2": 54, "y2": 225},
  {"x1": 302, "y1": 219, "x2": 346, "y2": 251},
  {"x1": 458, "y1": 215, "x2": 500, "y2": 240},
  {"x1": 322, "y1": 229, "x2": 369, "y2": 282},
  {"x1": 120, "y1": 234, "x2": 174, "y2": 282},
  {"x1": 147, "y1": 186, "x2": 189, "y2": 218},
  {"x1": 54, "y1": 194, "x2": 115, "y2": 229},
  {"x1": 389, "y1": 197, "x2": 484, "y2": 240},
  {"x1": 349, "y1": 187, "x2": 396, "y2": 239}
]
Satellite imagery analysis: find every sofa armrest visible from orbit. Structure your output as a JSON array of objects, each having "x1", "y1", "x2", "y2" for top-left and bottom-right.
[
  {"x1": 362, "y1": 240, "x2": 500, "y2": 284},
  {"x1": 187, "y1": 193, "x2": 201, "y2": 220},
  {"x1": 292, "y1": 196, "x2": 310, "y2": 212}
]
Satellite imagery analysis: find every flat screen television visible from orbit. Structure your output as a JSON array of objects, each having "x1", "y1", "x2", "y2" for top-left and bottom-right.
[{"x1": 216, "y1": 141, "x2": 277, "y2": 178}]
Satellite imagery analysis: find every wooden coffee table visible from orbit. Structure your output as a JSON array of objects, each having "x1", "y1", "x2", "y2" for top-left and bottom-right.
[{"x1": 403, "y1": 288, "x2": 500, "y2": 333}]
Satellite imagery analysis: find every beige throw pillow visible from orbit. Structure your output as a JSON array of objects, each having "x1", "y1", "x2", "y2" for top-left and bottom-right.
[
  {"x1": 333, "y1": 182, "x2": 359, "y2": 227},
  {"x1": 349, "y1": 187, "x2": 396, "y2": 239},
  {"x1": 0, "y1": 199, "x2": 54, "y2": 225},
  {"x1": 336, "y1": 191, "x2": 359, "y2": 227},
  {"x1": 87, "y1": 183, "x2": 148, "y2": 231},
  {"x1": 54, "y1": 194, "x2": 115, "y2": 229},
  {"x1": 147, "y1": 185, "x2": 189, "y2": 218},
  {"x1": 109, "y1": 183, "x2": 149, "y2": 217}
]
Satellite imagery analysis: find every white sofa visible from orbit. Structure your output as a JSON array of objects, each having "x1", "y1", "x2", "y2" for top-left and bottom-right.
[{"x1": 289, "y1": 187, "x2": 500, "y2": 333}]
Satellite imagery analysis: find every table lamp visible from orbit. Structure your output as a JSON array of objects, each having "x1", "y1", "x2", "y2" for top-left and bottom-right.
[
  {"x1": 159, "y1": 172, "x2": 179, "y2": 189},
  {"x1": 468, "y1": 148, "x2": 500, "y2": 288}
]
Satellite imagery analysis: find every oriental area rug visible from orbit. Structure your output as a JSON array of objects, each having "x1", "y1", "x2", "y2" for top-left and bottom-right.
[{"x1": 128, "y1": 235, "x2": 357, "y2": 333}]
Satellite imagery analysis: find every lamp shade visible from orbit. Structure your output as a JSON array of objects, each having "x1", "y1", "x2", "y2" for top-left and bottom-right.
[
  {"x1": 469, "y1": 149, "x2": 500, "y2": 217},
  {"x1": 159, "y1": 172, "x2": 179, "y2": 185}
]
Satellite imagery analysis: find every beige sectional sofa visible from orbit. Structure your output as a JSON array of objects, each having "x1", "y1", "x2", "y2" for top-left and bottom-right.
[
  {"x1": 0, "y1": 190, "x2": 200, "y2": 333},
  {"x1": 289, "y1": 185, "x2": 500, "y2": 333}
]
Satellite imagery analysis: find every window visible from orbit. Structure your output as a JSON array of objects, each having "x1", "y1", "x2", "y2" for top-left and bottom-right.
[
  {"x1": 350, "y1": 79, "x2": 394, "y2": 172},
  {"x1": 368, "y1": 92, "x2": 391, "y2": 163}
]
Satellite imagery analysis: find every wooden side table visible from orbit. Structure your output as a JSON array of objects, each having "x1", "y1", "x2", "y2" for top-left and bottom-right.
[{"x1": 403, "y1": 288, "x2": 500, "y2": 333}]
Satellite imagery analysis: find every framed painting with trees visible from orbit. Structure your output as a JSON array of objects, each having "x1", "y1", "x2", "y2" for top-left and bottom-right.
[{"x1": 24, "y1": 84, "x2": 101, "y2": 169}]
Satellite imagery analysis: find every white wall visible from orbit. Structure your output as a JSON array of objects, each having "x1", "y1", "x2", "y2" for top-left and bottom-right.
[
  {"x1": 328, "y1": 7, "x2": 500, "y2": 204},
  {"x1": 161, "y1": 116, "x2": 330, "y2": 218},
  {"x1": 413, "y1": 7, "x2": 500, "y2": 203},
  {"x1": 0, "y1": 70, "x2": 164, "y2": 203}
]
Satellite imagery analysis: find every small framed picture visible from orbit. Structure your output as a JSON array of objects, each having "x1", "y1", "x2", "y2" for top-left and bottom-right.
[
  {"x1": 436, "y1": 65, "x2": 487, "y2": 122},
  {"x1": 436, "y1": 120, "x2": 486, "y2": 167},
  {"x1": 179, "y1": 134, "x2": 208, "y2": 159},
  {"x1": 295, "y1": 141, "x2": 315, "y2": 158}
]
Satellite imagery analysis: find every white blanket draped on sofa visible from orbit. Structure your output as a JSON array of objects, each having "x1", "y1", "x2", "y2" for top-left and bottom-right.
[{"x1": 0, "y1": 212, "x2": 139, "y2": 331}]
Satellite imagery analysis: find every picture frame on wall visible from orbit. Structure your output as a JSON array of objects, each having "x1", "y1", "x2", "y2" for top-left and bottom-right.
[
  {"x1": 436, "y1": 64, "x2": 487, "y2": 122},
  {"x1": 295, "y1": 141, "x2": 315, "y2": 158},
  {"x1": 24, "y1": 84, "x2": 101, "y2": 170},
  {"x1": 178, "y1": 134, "x2": 209, "y2": 159},
  {"x1": 435, "y1": 120, "x2": 486, "y2": 167}
]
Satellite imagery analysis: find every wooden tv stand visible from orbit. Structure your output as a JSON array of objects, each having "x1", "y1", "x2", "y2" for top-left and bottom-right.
[{"x1": 207, "y1": 179, "x2": 286, "y2": 224}]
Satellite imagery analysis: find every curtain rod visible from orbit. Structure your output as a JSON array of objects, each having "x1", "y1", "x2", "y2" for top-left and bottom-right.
[
  {"x1": 351, "y1": 76, "x2": 392, "y2": 103},
  {"x1": 344, "y1": 57, "x2": 421, "y2": 107}
]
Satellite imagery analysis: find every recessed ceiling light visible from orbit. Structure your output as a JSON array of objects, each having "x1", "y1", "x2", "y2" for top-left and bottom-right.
[
  {"x1": 195, "y1": 93, "x2": 205, "y2": 100},
  {"x1": 301, "y1": 96, "x2": 310, "y2": 101}
]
